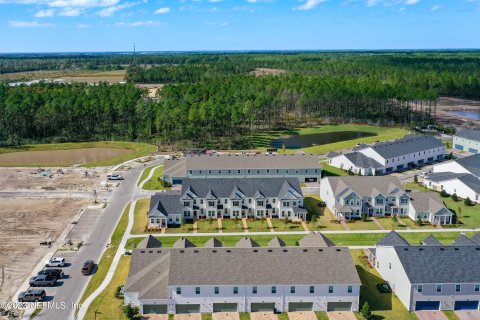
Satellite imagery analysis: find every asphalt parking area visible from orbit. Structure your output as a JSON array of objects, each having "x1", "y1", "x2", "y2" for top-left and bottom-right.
[{"x1": 415, "y1": 311, "x2": 448, "y2": 320}]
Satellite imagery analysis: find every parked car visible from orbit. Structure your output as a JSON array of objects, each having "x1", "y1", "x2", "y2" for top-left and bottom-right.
[
  {"x1": 45, "y1": 257, "x2": 65, "y2": 267},
  {"x1": 37, "y1": 268, "x2": 64, "y2": 280},
  {"x1": 29, "y1": 275, "x2": 57, "y2": 287},
  {"x1": 107, "y1": 174, "x2": 124, "y2": 181},
  {"x1": 81, "y1": 260, "x2": 94, "y2": 275},
  {"x1": 18, "y1": 289, "x2": 46, "y2": 302}
]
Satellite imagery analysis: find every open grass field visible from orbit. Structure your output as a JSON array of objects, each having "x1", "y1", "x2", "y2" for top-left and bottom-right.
[
  {"x1": 222, "y1": 219, "x2": 245, "y2": 232},
  {"x1": 269, "y1": 219, "x2": 303, "y2": 231},
  {"x1": 83, "y1": 255, "x2": 130, "y2": 320},
  {"x1": 1, "y1": 69, "x2": 126, "y2": 83},
  {"x1": 79, "y1": 203, "x2": 130, "y2": 306},
  {"x1": 131, "y1": 198, "x2": 150, "y2": 234},
  {"x1": 141, "y1": 165, "x2": 171, "y2": 190},
  {"x1": 0, "y1": 141, "x2": 156, "y2": 167},
  {"x1": 404, "y1": 182, "x2": 480, "y2": 229},
  {"x1": 304, "y1": 194, "x2": 344, "y2": 230},
  {"x1": 250, "y1": 125, "x2": 408, "y2": 154},
  {"x1": 321, "y1": 164, "x2": 349, "y2": 177},
  {"x1": 195, "y1": 219, "x2": 220, "y2": 233},
  {"x1": 351, "y1": 249, "x2": 418, "y2": 320}
]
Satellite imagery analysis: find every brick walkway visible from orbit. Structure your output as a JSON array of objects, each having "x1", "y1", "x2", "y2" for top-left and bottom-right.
[
  {"x1": 217, "y1": 218, "x2": 223, "y2": 234},
  {"x1": 300, "y1": 221, "x2": 309, "y2": 231},
  {"x1": 242, "y1": 218, "x2": 248, "y2": 232},
  {"x1": 192, "y1": 221, "x2": 198, "y2": 233},
  {"x1": 266, "y1": 217, "x2": 274, "y2": 232}
]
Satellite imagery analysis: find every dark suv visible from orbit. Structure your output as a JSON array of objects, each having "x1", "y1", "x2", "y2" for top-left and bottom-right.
[
  {"x1": 37, "y1": 268, "x2": 64, "y2": 280},
  {"x1": 29, "y1": 275, "x2": 57, "y2": 287},
  {"x1": 81, "y1": 260, "x2": 94, "y2": 275},
  {"x1": 18, "y1": 289, "x2": 46, "y2": 302}
]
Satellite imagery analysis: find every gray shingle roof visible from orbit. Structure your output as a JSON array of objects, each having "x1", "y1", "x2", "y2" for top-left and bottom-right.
[
  {"x1": 458, "y1": 174, "x2": 480, "y2": 193},
  {"x1": 173, "y1": 237, "x2": 196, "y2": 248},
  {"x1": 204, "y1": 237, "x2": 223, "y2": 248},
  {"x1": 424, "y1": 172, "x2": 468, "y2": 183},
  {"x1": 326, "y1": 151, "x2": 341, "y2": 158},
  {"x1": 394, "y1": 245, "x2": 480, "y2": 284},
  {"x1": 455, "y1": 154, "x2": 480, "y2": 177},
  {"x1": 149, "y1": 193, "x2": 183, "y2": 218},
  {"x1": 298, "y1": 232, "x2": 334, "y2": 247},
  {"x1": 360, "y1": 135, "x2": 444, "y2": 159},
  {"x1": 325, "y1": 176, "x2": 407, "y2": 198},
  {"x1": 421, "y1": 235, "x2": 443, "y2": 246},
  {"x1": 408, "y1": 192, "x2": 450, "y2": 215},
  {"x1": 125, "y1": 246, "x2": 361, "y2": 294},
  {"x1": 452, "y1": 235, "x2": 477, "y2": 246},
  {"x1": 268, "y1": 237, "x2": 286, "y2": 247},
  {"x1": 137, "y1": 235, "x2": 162, "y2": 249},
  {"x1": 377, "y1": 231, "x2": 410, "y2": 246},
  {"x1": 180, "y1": 178, "x2": 303, "y2": 200},
  {"x1": 455, "y1": 128, "x2": 480, "y2": 142},
  {"x1": 236, "y1": 237, "x2": 260, "y2": 248},
  {"x1": 343, "y1": 152, "x2": 383, "y2": 169},
  {"x1": 471, "y1": 233, "x2": 480, "y2": 244}
]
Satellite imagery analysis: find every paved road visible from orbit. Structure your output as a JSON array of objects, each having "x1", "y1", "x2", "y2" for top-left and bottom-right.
[{"x1": 34, "y1": 158, "x2": 164, "y2": 320}]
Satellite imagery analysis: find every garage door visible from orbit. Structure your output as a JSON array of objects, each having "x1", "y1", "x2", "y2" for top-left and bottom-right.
[
  {"x1": 251, "y1": 303, "x2": 276, "y2": 312},
  {"x1": 415, "y1": 301, "x2": 440, "y2": 311},
  {"x1": 213, "y1": 303, "x2": 238, "y2": 312},
  {"x1": 455, "y1": 144, "x2": 464, "y2": 151},
  {"x1": 143, "y1": 304, "x2": 168, "y2": 314},
  {"x1": 289, "y1": 302, "x2": 313, "y2": 312},
  {"x1": 176, "y1": 304, "x2": 201, "y2": 314},
  {"x1": 469, "y1": 148, "x2": 479, "y2": 154},
  {"x1": 454, "y1": 301, "x2": 479, "y2": 311},
  {"x1": 327, "y1": 302, "x2": 352, "y2": 312}
]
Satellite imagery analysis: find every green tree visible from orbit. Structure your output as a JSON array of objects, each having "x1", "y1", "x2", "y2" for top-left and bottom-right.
[
  {"x1": 464, "y1": 197, "x2": 473, "y2": 206},
  {"x1": 360, "y1": 301, "x2": 372, "y2": 320}
]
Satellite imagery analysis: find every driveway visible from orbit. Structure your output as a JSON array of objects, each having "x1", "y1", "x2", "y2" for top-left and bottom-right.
[
  {"x1": 327, "y1": 312, "x2": 357, "y2": 320},
  {"x1": 415, "y1": 311, "x2": 448, "y2": 320},
  {"x1": 288, "y1": 311, "x2": 317, "y2": 320},
  {"x1": 250, "y1": 312, "x2": 278, "y2": 320},
  {"x1": 213, "y1": 312, "x2": 240, "y2": 320},
  {"x1": 141, "y1": 315, "x2": 169, "y2": 320},
  {"x1": 175, "y1": 314, "x2": 201, "y2": 320},
  {"x1": 455, "y1": 311, "x2": 480, "y2": 320}
]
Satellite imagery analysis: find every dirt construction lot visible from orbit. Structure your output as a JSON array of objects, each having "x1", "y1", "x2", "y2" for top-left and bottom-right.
[
  {"x1": 0, "y1": 167, "x2": 108, "y2": 192},
  {"x1": 0, "y1": 198, "x2": 89, "y2": 302}
]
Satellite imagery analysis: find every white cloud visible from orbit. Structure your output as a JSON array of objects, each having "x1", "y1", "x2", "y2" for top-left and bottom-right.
[
  {"x1": 115, "y1": 20, "x2": 160, "y2": 27},
  {"x1": 154, "y1": 7, "x2": 169, "y2": 14},
  {"x1": 430, "y1": 4, "x2": 442, "y2": 11},
  {"x1": 34, "y1": 8, "x2": 55, "y2": 17},
  {"x1": 405, "y1": 0, "x2": 418, "y2": 4},
  {"x1": 9, "y1": 20, "x2": 54, "y2": 27},
  {"x1": 77, "y1": 23, "x2": 92, "y2": 27},
  {"x1": 59, "y1": 7, "x2": 81, "y2": 15},
  {"x1": 96, "y1": 1, "x2": 131, "y2": 16},
  {"x1": 296, "y1": 0, "x2": 326, "y2": 10}
]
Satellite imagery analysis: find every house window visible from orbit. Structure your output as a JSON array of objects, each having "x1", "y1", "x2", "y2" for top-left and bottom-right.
[
  {"x1": 271, "y1": 286, "x2": 276, "y2": 294},
  {"x1": 475, "y1": 285, "x2": 480, "y2": 292},
  {"x1": 455, "y1": 285, "x2": 461, "y2": 292},
  {"x1": 214, "y1": 287, "x2": 219, "y2": 294},
  {"x1": 233, "y1": 201, "x2": 239, "y2": 207},
  {"x1": 208, "y1": 201, "x2": 215, "y2": 207},
  {"x1": 195, "y1": 287, "x2": 200, "y2": 294},
  {"x1": 176, "y1": 287, "x2": 181, "y2": 294},
  {"x1": 376, "y1": 198, "x2": 384, "y2": 205},
  {"x1": 252, "y1": 287, "x2": 257, "y2": 294},
  {"x1": 400, "y1": 198, "x2": 408, "y2": 205},
  {"x1": 309, "y1": 286, "x2": 314, "y2": 294},
  {"x1": 417, "y1": 285, "x2": 423, "y2": 293},
  {"x1": 200, "y1": 199, "x2": 204, "y2": 204},
  {"x1": 257, "y1": 200, "x2": 264, "y2": 206},
  {"x1": 183, "y1": 201, "x2": 190, "y2": 206},
  {"x1": 328, "y1": 286, "x2": 334, "y2": 294},
  {"x1": 290, "y1": 286, "x2": 295, "y2": 294},
  {"x1": 348, "y1": 286, "x2": 353, "y2": 293},
  {"x1": 233, "y1": 287, "x2": 239, "y2": 294},
  {"x1": 436, "y1": 285, "x2": 442, "y2": 293}
]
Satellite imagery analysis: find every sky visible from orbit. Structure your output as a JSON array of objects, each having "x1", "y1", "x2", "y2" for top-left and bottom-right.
[{"x1": 0, "y1": 0, "x2": 480, "y2": 52}]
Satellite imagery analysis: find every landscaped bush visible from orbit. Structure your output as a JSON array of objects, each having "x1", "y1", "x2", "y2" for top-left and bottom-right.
[
  {"x1": 451, "y1": 193, "x2": 459, "y2": 202},
  {"x1": 440, "y1": 190, "x2": 450, "y2": 197},
  {"x1": 115, "y1": 285, "x2": 124, "y2": 299}
]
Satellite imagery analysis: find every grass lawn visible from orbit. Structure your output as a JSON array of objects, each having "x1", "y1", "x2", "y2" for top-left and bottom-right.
[
  {"x1": 83, "y1": 256, "x2": 130, "y2": 320},
  {"x1": 304, "y1": 194, "x2": 344, "y2": 230},
  {"x1": 443, "y1": 311, "x2": 459, "y2": 320},
  {"x1": 344, "y1": 219, "x2": 381, "y2": 230},
  {"x1": 404, "y1": 182, "x2": 480, "y2": 228},
  {"x1": 351, "y1": 249, "x2": 418, "y2": 320},
  {"x1": 141, "y1": 165, "x2": 171, "y2": 190},
  {"x1": 375, "y1": 217, "x2": 409, "y2": 230},
  {"x1": 239, "y1": 313, "x2": 250, "y2": 320},
  {"x1": 277, "y1": 313, "x2": 289, "y2": 320},
  {"x1": 245, "y1": 219, "x2": 270, "y2": 232},
  {"x1": 270, "y1": 219, "x2": 303, "y2": 231},
  {"x1": 164, "y1": 223, "x2": 194, "y2": 233},
  {"x1": 0, "y1": 141, "x2": 156, "y2": 167},
  {"x1": 315, "y1": 312, "x2": 329, "y2": 320},
  {"x1": 322, "y1": 164, "x2": 349, "y2": 177},
  {"x1": 202, "y1": 314, "x2": 213, "y2": 320},
  {"x1": 222, "y1": 219, "x2": 245, "y2": 232},
  {"x1": 79, "y1": 203, "x2": 130, "y2": 306},
  {"x1": 195, "y1": 220, "x2": 220, "y2": 233},
  {"x1": 137, "y1": 165, "x2": 156, "y2": 186},
  {"x1": 131, "y1": 198, "x2": 150, "y2": 234},
  {"x1": 250, "y1": 125, "x2": 408, "y2": 154}
]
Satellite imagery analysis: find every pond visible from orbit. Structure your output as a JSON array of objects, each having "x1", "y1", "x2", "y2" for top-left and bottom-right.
[
  {"x1": 447, "y1": 110, "x2": 480, "y2": 120},
  {"x1": 0, "y1": 147, "x2": 132, "y2": 166},
  {"x1": 270, "y1": 131, "x2": 377, "y2": 149}
]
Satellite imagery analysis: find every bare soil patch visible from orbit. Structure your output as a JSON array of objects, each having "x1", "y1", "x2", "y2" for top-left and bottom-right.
[
  {"x1": 0, "y1": 167, "x2": 108, "y2": 192},
  {"x1": 0, "y1": 198, "x2": 89, "y2": 301},
  {"x1": 1, "y1": 70, "x2": 125, "y2": 84},
  {"x1": 253, "y1": 68, "x2": 287, "y2": 77},
  {"x1": 136, "y1": 84, "x2": 164, "y2": 98},
  {"x1": 435, "y1": 97, "x2": 480, "y2": 128}
]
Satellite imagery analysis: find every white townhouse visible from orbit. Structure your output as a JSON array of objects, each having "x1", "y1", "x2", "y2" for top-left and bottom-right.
[
  {"x1": 424, "y1": 154, "x2": 480, "y2": 203},
  {"x1": 327, "y1": 135, "x2": 445, "y2": 175},
  {"x1": 162, "y1": 154, "x2": 321, "y2": 184},
  {"x1": 123, "y1": 235, "x2": 361, "y2": 315},
  {"x1": 372, "y1": 232, "x2": 480, "y2": 312},
  {"x1": 320, "y1": 176, "x2": 411, "y2": 220},
  {"x1": 407, "y1": 192, "x2": 453, "y2": 225},
  {"x1": 148, "y1": 178, "x2": 307, "y2": 228},
  {"x1": 453, "y1": 128, "x2": 480, "y2": 154}
]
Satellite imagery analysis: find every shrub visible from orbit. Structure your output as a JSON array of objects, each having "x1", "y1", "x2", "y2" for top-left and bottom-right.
[
  {"x1": 451, "y1": 193, "x2": 459, "y2": 202},
  {"x1": 464, "y1": 197, "x2": 473, "y2": 206},
  {"x1": 361, "y1": 213, "x2": 367, "y2": 221},
  {"x1": 413, "y1": 175, "x2": 418, "y2": 183},
  {"x1": 360, "y1": 301, "x2": 372, "y2": 320},
  {"x1": 440, "y1": 189, "x2": 449, "y2": 198},
  {"x1": 416, "y1": 217, "x2": 423, "y2": 226},
  {"x1": 115, "y1": 285, "x2": 124, "y2": 299},
  {"x1": 123, "y1": 304, "x2": 139, "y2": 319}
]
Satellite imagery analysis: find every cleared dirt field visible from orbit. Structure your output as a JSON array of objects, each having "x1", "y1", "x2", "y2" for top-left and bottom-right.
[
  {"x1": 136, "y1": 84, "x2": 164, "y2": 98},
  {"x1": 0, "y1": 198, "x2": 88, "y2": 302},
  {"x1": 0, "y1": 167, "x2": 108, "y2": 192},
  {"x1": 253, "y1": 68, "x2": 287, "y2": 76},
  {"x1": 1, "y1": 70, "x2": 125, "y2": 84},
  {"x1": 436, "y1": 97, "x2": 480, "y2": 128}
]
